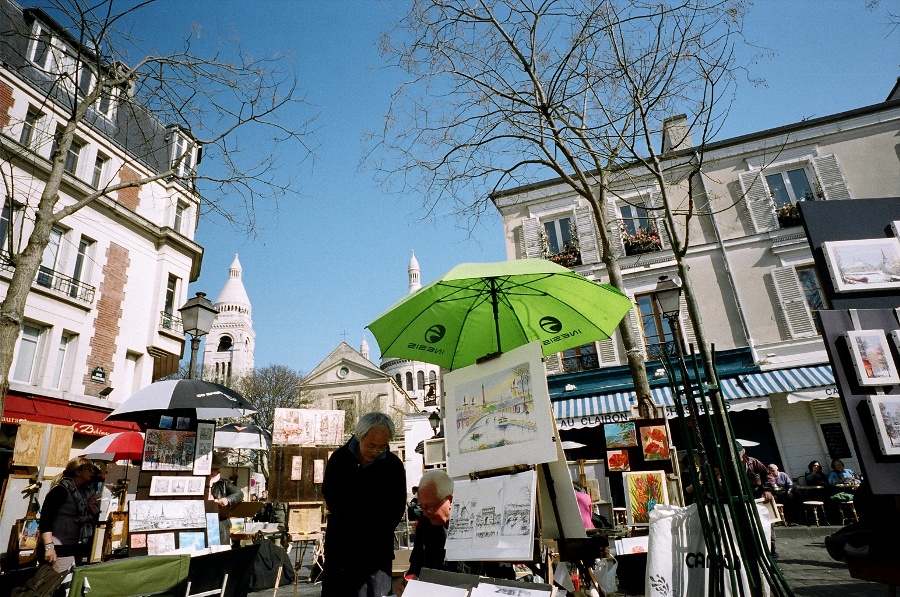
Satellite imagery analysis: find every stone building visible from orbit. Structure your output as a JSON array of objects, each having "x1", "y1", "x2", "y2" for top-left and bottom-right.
[{"x1": 203, "y1": 254, "x2": 255, "y2": 384}]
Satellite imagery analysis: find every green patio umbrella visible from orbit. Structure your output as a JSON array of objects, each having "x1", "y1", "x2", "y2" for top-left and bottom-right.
[{"x1": 367, "y1": 259, "x2": 633, "y2": 370}]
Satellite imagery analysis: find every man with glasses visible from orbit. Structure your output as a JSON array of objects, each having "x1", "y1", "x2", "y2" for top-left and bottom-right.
[
  {"x1": 322, "y1": 412, "x2": 406, "y2": 597},
  {"x1": 393, "y1": 469, "x2": 514, "y2": 596}
]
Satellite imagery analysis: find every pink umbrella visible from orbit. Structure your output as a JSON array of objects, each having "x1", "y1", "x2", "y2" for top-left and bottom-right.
[{"x1": 81, "y1": 431, "x2": 144, "y2": 461}]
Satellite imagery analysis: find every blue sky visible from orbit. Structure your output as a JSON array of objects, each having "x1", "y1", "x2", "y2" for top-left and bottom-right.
[{"x1": 138, "y1": 1, "x2": 898, "y2": 375}]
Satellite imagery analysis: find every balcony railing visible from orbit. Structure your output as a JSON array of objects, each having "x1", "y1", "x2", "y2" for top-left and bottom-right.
[
  {"x1": 562, "y1": 352, "x2": 600, "y2": 373},
  {"x1": 159, "y1": 311, "x2": 183, "y2": 333}
]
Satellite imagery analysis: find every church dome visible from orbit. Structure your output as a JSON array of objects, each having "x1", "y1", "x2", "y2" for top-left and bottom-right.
[{"x1": 215, "y1": 254, "x2": 252, "y2": 315}]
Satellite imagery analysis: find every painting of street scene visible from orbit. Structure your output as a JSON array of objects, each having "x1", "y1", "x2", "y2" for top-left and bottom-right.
[
  {"x1": 272, "y1": 409, "x2": 345, "y2": 445},
  {"x1": 822, "y1": 238, "x2": 900, "y2": 293},
  {"x1": 142, "y1": 429, "x2": 197, "y2": 471},
  {"x1": 869, "y1": 395, "x2": 900, "y2": 456},
  {"x1": 847, "y1": 330, "x2": 900, "y2": 386},
  {"x1": 443, "y1": 342, "x2": 556, "y2": 478},
  {"x1": 129, "y1": 500, "x2": 206, "y2": 532}
]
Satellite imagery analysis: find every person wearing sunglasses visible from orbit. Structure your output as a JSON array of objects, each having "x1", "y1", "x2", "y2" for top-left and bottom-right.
[{"x1": 322, "y1": 412, "x2": 406, "y2": 597}]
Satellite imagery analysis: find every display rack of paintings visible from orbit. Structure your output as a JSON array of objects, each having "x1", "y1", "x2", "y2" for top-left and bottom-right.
[
  {"x1": 822, "y1": 238, "x2": 900, "y2": 293},
  {"x1": 622, "y1": 470, "x2": 668, "y2": 526},
  {"x1": 846, "y1": 329, "x2": 900, "y2": 386},
  {"x1": 442, "y1": 343, "x2": 557, "y2": 479},
  {"x1": 603, "y1": 418, "x2": 673, "y2": 476},
  {"x1": 272, "y1": 409, "x2": 345, "y2": 446},
  {"x1": 868, "y1": 395, "x2": 900, "y2": 456}
]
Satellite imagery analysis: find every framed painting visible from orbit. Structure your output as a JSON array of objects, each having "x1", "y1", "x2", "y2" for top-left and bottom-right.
[
  {"x1": 604, "y1": 422, "x2": 637, "y2": 448},
  {"x1": 17, "y1": 518, "x2": 39, "y2": 551},
  {"x1": 142, "y1": 429, "x2": 197, "y2": 472},
  {"x1": 622, "y1": 470, "x2": 668, "y2": 526},
  {"x1": 846, "y1": 330, "x2": 900, "y2": 386},
  {"x1": 442, "y1": 342, "x2": 557, "y2": 478},
  {"x1": 193, "y1": 422, "x2": 215, "y2": 476},
  {"x1": 423, "y1": 438, "x2": 446, "y2": 466},
  {"x1": 128, "y1": 500, "x2": 206, "y2": 532},
  {"x1": 179, "y1": 531, "x2": 206, "y2": 551},
  {"x1": 868, "y1": 395, "x2": 900, "y2": 456},
  {"x1": 146, "y1": 532, "x2": 176, "y2": 555},
  {"x1": 822, "y1": 238, "x2": 900, "y2": 293},
  {"x1": 149, "y1": 475, "x2": 207, "y2": 497},
  {"x1": 606, "y1": 450, "x2": 630, "y2": 472},
  {"x1": 639, "y1": 425, "x2": 670, "y2": 461},
  {"x1": 107, "y1": 511, "x2": 128, "y2": 551},
  {"x1": 272, "y1": 409, "x2": 345, "y2": 446}
]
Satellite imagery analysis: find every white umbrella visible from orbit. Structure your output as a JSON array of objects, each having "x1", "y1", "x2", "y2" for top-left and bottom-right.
[{"x1": 214, "y1": 423, "x2": 272, "y2": 450}]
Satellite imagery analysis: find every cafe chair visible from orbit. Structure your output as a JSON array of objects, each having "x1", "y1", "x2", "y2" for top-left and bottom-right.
[
  {"x1": 839, "y1": 501, "x2": 859, "y2": 525},
  {"x1": 803, "y1": 501, "x2": 828, "y2": 526}
]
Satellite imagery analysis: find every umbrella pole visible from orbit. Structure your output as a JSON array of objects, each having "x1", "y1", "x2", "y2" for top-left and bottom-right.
[{"x1": 489, "y1": 278, "x2": 502, "y2": 354}]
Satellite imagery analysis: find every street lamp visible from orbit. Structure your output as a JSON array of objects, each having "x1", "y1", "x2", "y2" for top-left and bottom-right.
[
  {"x1": 178, "y1": 292, "x2": 217, "y2": 379},
  {"x1": 428, "y1": 410, "x2": 442, "y2": 438}
]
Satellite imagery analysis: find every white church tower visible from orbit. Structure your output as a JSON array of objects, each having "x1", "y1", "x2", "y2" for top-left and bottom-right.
[{"x1": 203, "y1": 254, "x2": 255, "y2": 384}]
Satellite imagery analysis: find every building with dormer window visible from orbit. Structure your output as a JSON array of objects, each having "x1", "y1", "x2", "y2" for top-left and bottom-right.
[{"x1": 0, "y1": 0, "x2": 203, "y2": 452}]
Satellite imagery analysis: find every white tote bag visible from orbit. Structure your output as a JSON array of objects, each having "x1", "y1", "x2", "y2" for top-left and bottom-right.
[{"x1": 646, "y1": 503, "x2": 772, "y2": 597}]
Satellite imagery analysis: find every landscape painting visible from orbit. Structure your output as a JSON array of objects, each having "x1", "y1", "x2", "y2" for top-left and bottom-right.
[
  {"x1": 868, "y1": 395, "x2": 900, "y2": 456},
  {"x1": 846, "y1": 330, "x2": 900, "y2": 386},
  {"x1": 442, "y1": 342, "x2": 556, "y2": 478},
  {"x1": 822, "y1": 238, "x2": 900, "y2": 293},
  {"x1": 605, "y1": 422, "x2": 637, "y2": 448}
]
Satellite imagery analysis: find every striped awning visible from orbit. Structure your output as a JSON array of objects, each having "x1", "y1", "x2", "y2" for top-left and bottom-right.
[{"x1": 553, "y1": 365, "x2": 834, "y2": 427}]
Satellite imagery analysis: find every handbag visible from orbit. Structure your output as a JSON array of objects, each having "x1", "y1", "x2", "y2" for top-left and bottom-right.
[{"x1": 10, "y1": 563, "x2": 65, "y2": 597}]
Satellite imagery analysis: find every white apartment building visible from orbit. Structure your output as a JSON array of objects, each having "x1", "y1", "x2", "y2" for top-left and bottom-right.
[
  {"x1": 491, "y1": 89, "x2": 900, "y2": 478},
  {"x1": 0, "y1": 1, "x2": 202, "y2": 450}
]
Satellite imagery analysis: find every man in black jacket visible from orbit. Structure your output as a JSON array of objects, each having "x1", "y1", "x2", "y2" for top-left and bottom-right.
[
  {"x1": 209, "y1": 452, "x2": 243, "y2": 546},
  {"x1": 322, "y1": 412, "x2": 406, "y2": 597}
]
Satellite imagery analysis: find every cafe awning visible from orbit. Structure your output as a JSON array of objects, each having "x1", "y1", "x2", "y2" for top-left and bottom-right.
[
  {"x1": 2, "y1": 394, "x2": 138, "y2": 437},
  {"x1": 553, "y1": 365, "x2": 834, "y2": 428}
]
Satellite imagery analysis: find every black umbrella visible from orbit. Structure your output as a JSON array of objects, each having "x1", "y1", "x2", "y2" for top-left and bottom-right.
[{"x1": 105, "y1": 379, "x2": 256, "y2": 427}]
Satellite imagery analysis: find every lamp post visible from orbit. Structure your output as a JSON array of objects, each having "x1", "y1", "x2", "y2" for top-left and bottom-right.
[
  {"x1": 428, "y1": 410, "x2": 442, "y2": 438},
  {"x1": 178, "y1": 292, "x2": 217, "y2": 379}
]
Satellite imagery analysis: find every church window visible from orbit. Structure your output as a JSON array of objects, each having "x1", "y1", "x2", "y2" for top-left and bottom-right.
[
  {"x1": 395, "y1": 373, "x2": 402, "y2": 386},
  {"x1": 417, "y1": 371, "x2": 425, "y2": 390},
  {"x1": 405, "y1": 372, "x2": 413, "y2": 391},
  {"x1": 217, "y1": 335, "x2": 233, "y2": 352}
]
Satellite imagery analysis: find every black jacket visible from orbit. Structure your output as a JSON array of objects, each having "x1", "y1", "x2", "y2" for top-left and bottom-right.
[{"x1": 322, "y1": 438, "x2": 406, "y2": 588}]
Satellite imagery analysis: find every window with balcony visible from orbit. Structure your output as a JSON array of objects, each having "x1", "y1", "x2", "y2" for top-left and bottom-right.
[
  {"x1": 635, "y1": 293, "x2": 677, "y2": 357},
  {"x1": 541, "y1": 217, "x2": 581, "y2": 267},
  {"x1": 620, "y1": 201, "x2": 662, "y2": 256},
  {"x1": 0, "y1": 203, "x2": 16, "y2": 258},
  {"x1": 70, "y1": 236, "x2": 94, "y2": 299},
  {"x1": 13, "y1": 323, "x2": 45, "y2": 383},
  {"x1": 36, "y1": 227, "x2": 63, "y2": 288},
  {"x1": 562, "y1": 343, "x2": 600, "y2": 373}
]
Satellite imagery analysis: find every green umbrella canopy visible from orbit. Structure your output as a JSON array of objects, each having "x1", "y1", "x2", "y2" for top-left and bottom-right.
[{"x1": 367, "y1": 259, "x2": 633, "y2": 370}]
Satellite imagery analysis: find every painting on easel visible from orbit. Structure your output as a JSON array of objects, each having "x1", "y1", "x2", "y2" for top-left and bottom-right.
[
  {"x1": 442, "y1": 342, "x2": 557, "y2": 478},
  {"x1": 623, "y1": 470, "x2": 667, "y2": 525}
]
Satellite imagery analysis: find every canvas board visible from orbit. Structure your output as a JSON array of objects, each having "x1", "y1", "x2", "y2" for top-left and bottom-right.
[
  {"x1": 273, "y1": 408, "x2": 345, "y2": 445},
  {"x1": 868, "y1": 395, "x2": 900, "y2": 456},
  {"x1": 287, "y1": 504, "x2": 323, "y2": 536},
  {"x1": 442, "y1": 342, "x2": 556, "y2": 478},
  {"x1": 622, "y1": 470, "x2": 668, "y2": 526},
  {"x1": 128, "y1": 499, "x2": 206, "y2": 532},
  {"x1": 445, "y1": 469, "x2": 536, "y2": 561},
  {"x1": 539, "y1": 428, "x2": 588, "y2": 540},
  {"x1": 822, "y1": 238, "x2": 900, "y2": 293},
  {"x1": 149, "y1": 475, "x2": 206, "y2": 497},
  {"x1": 424, "y1": 438, "x2": 446, "y2": 466},
  {"x1": 14, "y1": 422, "x2": 72, "y2": 468},
  {"x1": 142, "y1": 429, "x2": 197, "y2": 471},
  {"x1": 846, "y1": 330, "x2": 900, "y2": 386}
]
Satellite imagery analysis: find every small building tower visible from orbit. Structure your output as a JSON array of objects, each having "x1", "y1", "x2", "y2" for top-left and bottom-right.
[{"x1": 203, "y1": 254, "x2": 255, "y2": 384}]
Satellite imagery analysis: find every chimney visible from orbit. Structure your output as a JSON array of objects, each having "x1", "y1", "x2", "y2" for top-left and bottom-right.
[{"x1": 662, "y1": 114, "x2": 693, "y2": 153}]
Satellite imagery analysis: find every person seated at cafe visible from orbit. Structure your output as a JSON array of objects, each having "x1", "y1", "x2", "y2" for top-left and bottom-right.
[
  {"x1": 803, "y1": 460, "x2": 829, "y2": 486},
  {"x1": 767, "y1": 464, "x2": 795, "y2": 498},
  {"x1": 828, "y1": 458, "x2": 861, "y2": 487}
]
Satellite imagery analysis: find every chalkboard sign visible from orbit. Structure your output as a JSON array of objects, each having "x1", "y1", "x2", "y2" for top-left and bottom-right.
[{"x1": 820, "y1": 422, "x2": 851, "y2": 459}]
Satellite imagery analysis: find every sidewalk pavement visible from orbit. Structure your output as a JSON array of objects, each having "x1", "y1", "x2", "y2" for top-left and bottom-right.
[{"x1": 251, "y1": 525, "x2": 886, "y2": 596}]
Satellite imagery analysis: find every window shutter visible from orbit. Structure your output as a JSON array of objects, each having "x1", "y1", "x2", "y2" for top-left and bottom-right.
[
  {"x1": 678, "y1": 293, "x2": 697, "y2": 351},
  {"x1": 544, "y1": 353, "x2": 563, "y2": 376},
  {"x1": 574, "y1": 206, "x2": 600, "y2": 264},
  {"x1": 771, "y1": 266, "x2": 817, "y2": 338},
  {"x1": 626, "y1": 299, "x2": 646, "y2": 359},
  {"x1": 522, "y1": 217, "x2": 543, "y2": 259},
  {"x1": 811, "y1": 154, "x2": 851, "y2": 201},
  {"x1": 738, "y1": 171, "x2": 778, "y2": 233},
  {"x1": 646, "y1": 191, "x2": 670, "y2": 249},
  {"x1": 597, "y1": 337, "x2": 618, "y2": 365},
  {"x1": 606, "y1": 202, "x2": 624, "y2": 258}
]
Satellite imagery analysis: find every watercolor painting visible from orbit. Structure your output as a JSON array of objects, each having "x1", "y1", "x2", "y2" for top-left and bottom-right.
[
  {"x1": 640, "y1": 425, "x2": 670, "y2": 461},
  {"x1": 822, "y1": 238, "x2": 900, "y2": 293},
  {"x1": 623, "y1": 470, "x2": 668, "y2": 525},
  {"x1": 272, "y1": 409, "x2": 345, "y2": 445},
  {"x1": 846, "y1": 330, "x2": 900, "y2": 386},
  {"x1": 142, "y1": 429, "x2": 197, "y2": 471},
  {"x1": 442, "y1": 343, "x2": 556, "y2": 478},
  {"x1": 146, "y1": 532, "x2": 176, "y2": 555},
  {"x1": 179, "y1": 531, "x2": 206, "y2": 551},
  {"x1": 869, "y1": 395, "x2": 900, "y2": 456},
  {"x1": 605, "y1": 422, "x2": 637, "y2": 448},
  {"x1": 606, "y1": 449, "x2": 630, "y2": 472}
]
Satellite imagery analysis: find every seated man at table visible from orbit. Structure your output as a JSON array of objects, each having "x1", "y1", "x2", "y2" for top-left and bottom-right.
[
  {"x1": 393, "y1": 469, "x2": 514, "y2": 596},
  {"x1": 768, "y1": 463, "x2": 799, "y2": 522}
]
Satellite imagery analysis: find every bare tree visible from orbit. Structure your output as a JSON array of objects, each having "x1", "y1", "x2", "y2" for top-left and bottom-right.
[
  {"x1": 0, "y1": 0, "x2": 314, "y2": 416},
  {"x1": 371, "y1": 0, "x2": 748, "y2": 413}
]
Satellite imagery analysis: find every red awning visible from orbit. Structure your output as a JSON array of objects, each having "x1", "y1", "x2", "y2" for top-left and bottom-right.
[{"x1": 2, "y1": 394, "x2": 137, "y2": 437}]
